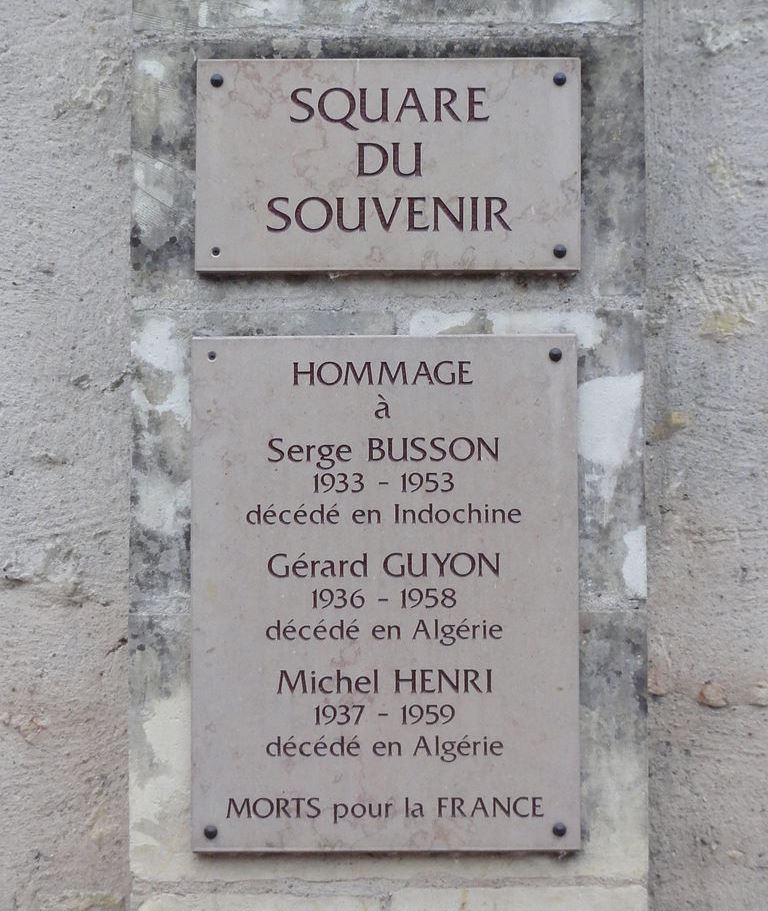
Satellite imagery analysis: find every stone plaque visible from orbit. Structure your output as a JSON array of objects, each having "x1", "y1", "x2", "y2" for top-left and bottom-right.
[
  {"x1": 191, "y1": 336, "x2": 580, "y2": 852},
  {"x1": 195, "y1": 59, "x2": 581, "y2": 272}
]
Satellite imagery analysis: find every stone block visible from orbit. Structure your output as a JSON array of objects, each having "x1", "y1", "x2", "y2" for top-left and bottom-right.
[
  {"x1": 133, "y1": 0, "x2": 642, "y2": 33},
  {"x1": 389, "y1": 885, "x2": 647, "y2": 911},
  {"x1": 136, "y1": 896, "x2": 382, "y2": 911}
]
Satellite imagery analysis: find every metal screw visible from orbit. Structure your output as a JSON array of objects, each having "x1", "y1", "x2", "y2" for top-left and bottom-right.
[
  {"x1": 553, "y1": 822, "x2": 567, "y2": 837},
  {"x1": 204, "y1": 824, "x2": 218, "y2": 839},
  {"x1": 553, "y1": 72, "x2": 567, "y2": 86},
  {"x1": 553, "y1": 244, "x2": 567, "y2": 259},
  {"x1": 211, "y1": 246, "x2": 221, "y2": 257},
  {"x1": 207, "y1": 350, "x2": 217, "y2": 361},
  {"x1": 549, "y1": 347, "x2": 562, "y2": 363},
  {"x1": 210, "y1": 73, "x2": 224, "y2": 88}
]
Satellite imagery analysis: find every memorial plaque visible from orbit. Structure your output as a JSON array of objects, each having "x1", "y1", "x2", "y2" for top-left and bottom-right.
[
  {"x1": 191, "y1": 336, "x2": 580, "y2": 852},
  {"x1": 195, "y1": 58, "x2": 581, "y2": 272}
]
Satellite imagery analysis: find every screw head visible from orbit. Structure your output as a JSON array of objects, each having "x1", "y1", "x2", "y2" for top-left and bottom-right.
[
  {"x1": 204, "y1": 824, "x2": 218, "y2": 840},
  {"x1": 553, "y1": 72, "x2": 567, "y2": 86},
  {"x1": 549, "y1": 347, "x2": 562, "y2": 363},
  {"x1": 207, "y1": 350, "x2": 217, "y2": 361},
  {"x1": 211, "y1": 246, "x2": 221, "y2": 257},
  {"x1": 553, "y1": 244, "x2": 567, "y2": 259},
  {"x1": 210, "y1": 73, "x2": 224, "y2": 88},
  {"x1": 553, "y1": 822, "x2": 567, "y2": 838}
]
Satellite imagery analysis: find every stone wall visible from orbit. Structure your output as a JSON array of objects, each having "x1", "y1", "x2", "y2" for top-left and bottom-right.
[
  {"x1": 129, "y1": 3, "x2": 647, "y2": 910},
  {"x1": 645, "y1": 3, "x2": 768, "y2": 908},
  {"x1": 0, "y1": 1, "x2": 132, "y2": 909},
  {"x1": 0, "y1": 1, "x2": 766, "y2": 910}
]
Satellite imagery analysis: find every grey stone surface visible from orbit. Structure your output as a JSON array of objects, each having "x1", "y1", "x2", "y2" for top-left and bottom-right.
[
  {"x1": 131, "y1": 886, "x2": 648, "y2": 911},
  {"x1": 2, "y1": 0, "x2": 766, "y2": 909},
  {"x1": 190, "y1": 335, "x2": 581, "y2": 853},
  {"x1": 0, "y1": 0, "x2": 132, "y2": 909},
  {"x1": 134, "y1": 1, "x2": 643, "y2": 33},
  {"x1": 194, "y1": 57, "x2": 581, "y2": 272},
  {"x1": 644, "y1": 2, "x2": 768, "y2": 909}
]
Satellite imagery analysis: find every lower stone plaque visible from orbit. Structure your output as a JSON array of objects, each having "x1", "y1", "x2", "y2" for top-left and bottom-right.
[{"x1": 191, "y1": 335, "x2": 580, "y2": 852}]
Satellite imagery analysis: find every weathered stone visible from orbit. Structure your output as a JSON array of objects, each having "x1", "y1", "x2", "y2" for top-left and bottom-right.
[
  {"x1": 410, "y1": 308, "x2": 646, "y2": 607},
  {"x1": 698, "y1": 681, "x2": 728, "y2": 709},
  {"x1": 648, "y1": 663, "x2": 670, "y2": 698},
  {"x1": 389, "y1": 885, "x2": 648, "y2": 911},
  {"x1": 129, "y1": 589, "x2": 647, "y2": 884},
  {"x1": 134, "y1": 0, "x2": 643, "y2": 32},
  {"x1": 195, "y1": 58, "x2": 581, "y2": 273},
  {"x1": 191, "y1": 335, "x2": 581, "y2": 853},
  {"x1": 647, "y1": 8, "x2": 768, "y2": 881},
  {"x1": 747, "y1": 682, "x2": 768, "y2": 707}
]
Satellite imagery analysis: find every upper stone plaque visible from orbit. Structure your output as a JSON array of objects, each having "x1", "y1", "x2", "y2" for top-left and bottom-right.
[{"x1": 195, "y1": 58, "x2": 581, "y2": 272}]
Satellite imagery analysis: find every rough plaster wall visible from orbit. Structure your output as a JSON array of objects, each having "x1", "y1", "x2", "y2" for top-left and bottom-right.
[
  {"x1": 645, "y1": 2, "x2": 768, "y2": 909},
  {"x1": 0, "y1": 1, "x2": 132, "y2": 909}
]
